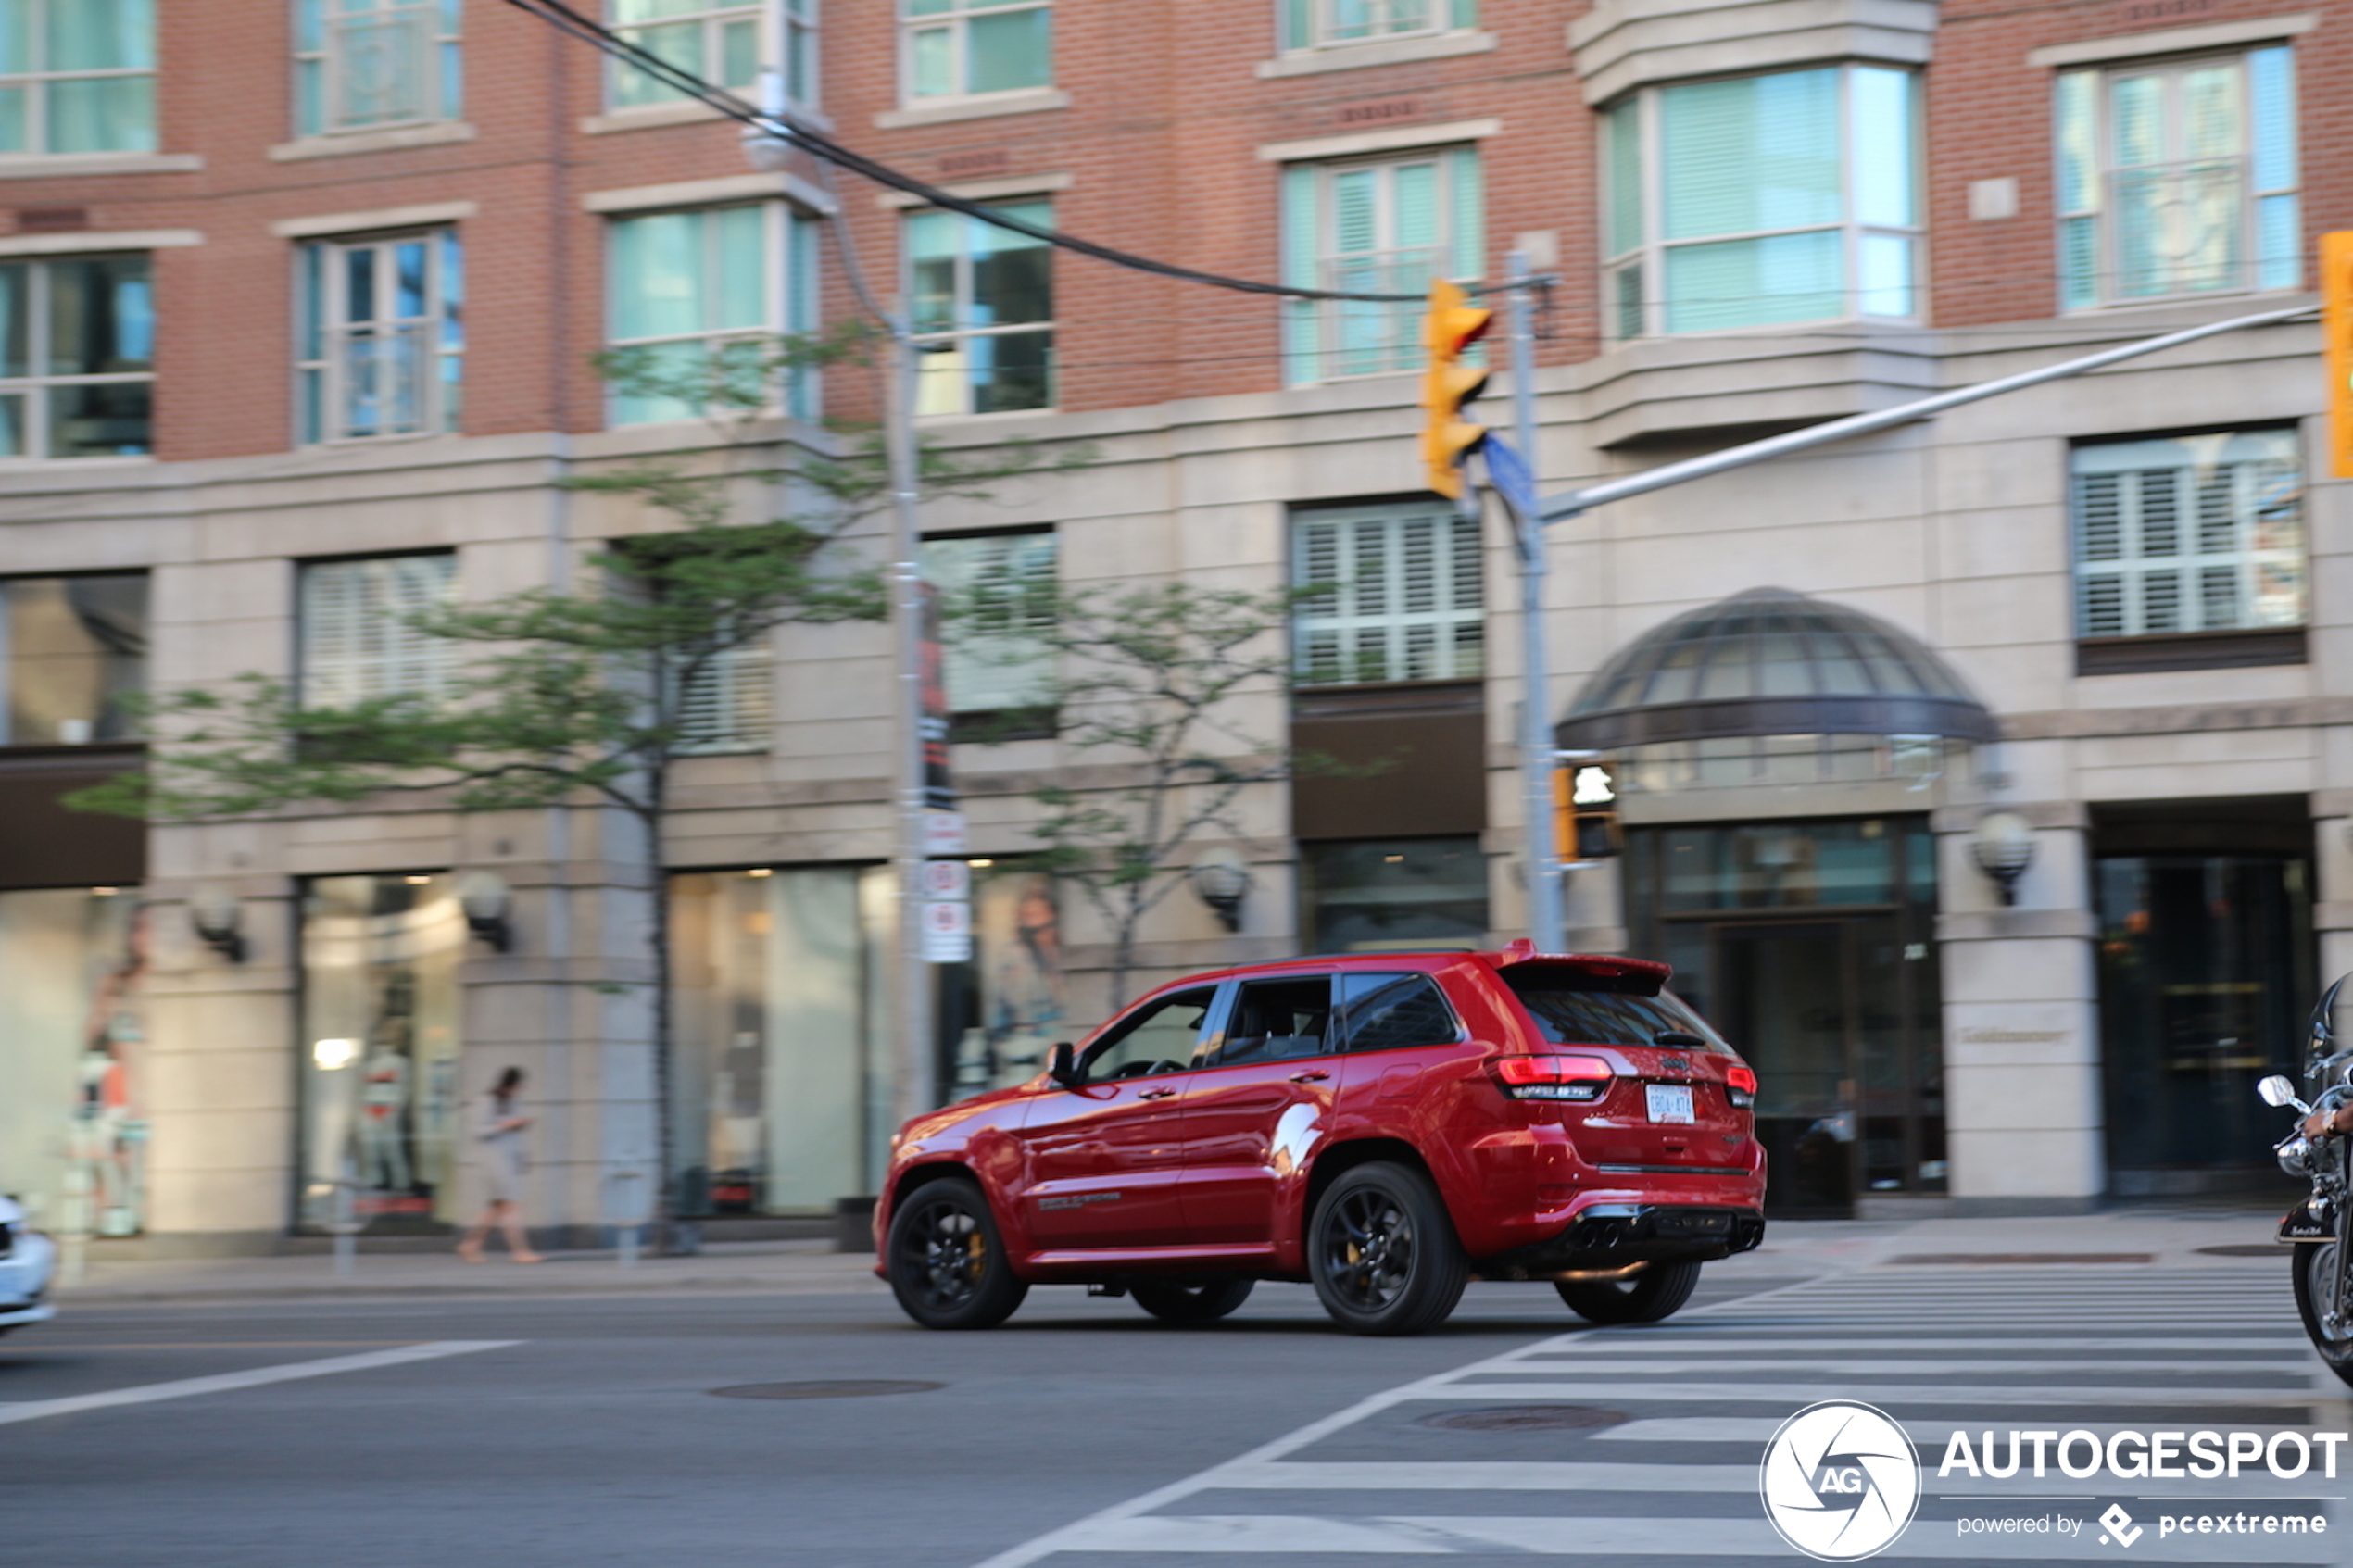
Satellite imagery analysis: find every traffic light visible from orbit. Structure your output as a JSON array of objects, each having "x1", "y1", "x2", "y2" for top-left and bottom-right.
[
  {"x1": 1553, "y1": 759, "x2": 1620, "y2": 862},
  {"x1": 1421, "y1": 279, "x2": 1491, "y2": 499},
  {"x1": 2324, "y1": 232, "x2": 2353, "y2": 479}
]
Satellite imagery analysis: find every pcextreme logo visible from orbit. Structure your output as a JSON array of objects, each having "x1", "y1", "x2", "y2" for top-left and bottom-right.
[{"x1": 1759, "y1": 1400, "x2": 1924, "y2": 1561}]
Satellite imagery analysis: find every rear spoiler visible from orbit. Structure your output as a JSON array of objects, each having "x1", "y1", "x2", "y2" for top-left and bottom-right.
[{"x1": 1481, "y1": 939, "x2": 1672, "y2": 994}]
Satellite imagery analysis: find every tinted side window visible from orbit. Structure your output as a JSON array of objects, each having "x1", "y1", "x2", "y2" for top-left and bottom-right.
[
  {"x1": 1502, "y1": 972, "x2": 1729, "y2": 1050},
  {"x1": 1216, "y1": 975, "x2": 1334, "y2": 1066},
  {"x1": 1084, "y1": 986, "x2": 1218, "y2": 1080},
  {"x1": 1338, "y1": 972, "x2": 1461, "y2": 1053}
]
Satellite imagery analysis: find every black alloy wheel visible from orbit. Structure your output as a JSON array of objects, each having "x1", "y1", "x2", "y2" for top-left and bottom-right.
[
  {"x1": 2293, "y1": 1242, "x2": 2353, "y2": 1388},
  {"x1": 1307, "y1": 1161, "x2": 1468, "y2": 1336},
  {"x1": 885, "y1": 1177, "x2": 1028, "y2": 1330},
  {"x1": 1555, "y1": 1259, "x2": 1702, "y2": 1324},
  {"x1": 1130, "y1": 1278, "x2": 1255, "y2": 1323}
]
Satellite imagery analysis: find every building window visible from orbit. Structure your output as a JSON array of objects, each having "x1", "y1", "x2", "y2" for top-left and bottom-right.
[
  {"x1": 298, "y1": 555, "x2": 458, "y2": 707},
  {"x1": 1293, "y1": 503, "x2": 1483, "y2": 685},
  {"x1": 609, "y1": 205, "x2": 820, "y2": 425},
  {"x1": 908, "y1": 201, "x2": 1052, "y2": 416},
  {"x1": 294, "y1": 0, "x2": 462, "y2": 137},
  {"x1": 1281, "y1": 149, "x2": 1480, "y2": 384},
  {"x1": 0, "y1": 573, "x2": 145, "y2": 745},
  {"x1": 926, "y1": 530, "x2": 1055, "y2": 727},
  {"x1": 2071, "y1": 429, "x2": 2306, "y2": 643},
  {"x1": 296, "y1": 232, "x2": 463, "y2": 444},
  {"x1": 903, "y1": 0, "x2": 1051, "y2": 102},
  {"x1": 0, "y1": 0, "x2": 155, "y2": 154},
  {"x1": 2057, "y1": 47, "x2": 2298, "y2": 309},
  {"x1": 1280, "y1": 0, "x2": 1476, "y2": 51},
  {"x1": 673, "y1": 632, "x2": 773, "y2": 754},
  {"x1": 1300, "y1": 836, "x2": 1487, "y2": 952},
  {"x1": 610, "y1": 0, "x2": 761, "y2": 109},
  {"x1": 1604, "y1": 65, "x2": 1919, "y2": 337},
  {"x1": 0, "y1": 255, "x2": 153, "y2": 458}
]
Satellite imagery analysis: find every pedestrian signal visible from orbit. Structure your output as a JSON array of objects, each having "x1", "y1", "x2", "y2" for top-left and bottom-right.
[{"x1": 1553, "y1": 760, "x2": 1620, "y2": 861}]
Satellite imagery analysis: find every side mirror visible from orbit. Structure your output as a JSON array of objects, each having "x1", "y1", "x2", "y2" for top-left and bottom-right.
[
  {"x1": 1048, "y1": 1042, "x2": 1082, "y2": 1087},
  {"x1": 2258, "y1": 1073, "x2": 2308, "y2": 1111}
]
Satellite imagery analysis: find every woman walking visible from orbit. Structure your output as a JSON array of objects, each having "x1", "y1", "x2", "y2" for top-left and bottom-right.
[{"x1": 458, "y1": 1067, "x2": 543, "y2": 1263}]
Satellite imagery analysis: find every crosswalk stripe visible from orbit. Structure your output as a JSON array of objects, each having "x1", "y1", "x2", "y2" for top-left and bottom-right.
[
  {"x1": 967, "y1": 1264, "x2": 2345, "y2": 1567},
  {"x1": 1042, "y1": 1513, "x2": 2338, "y2": 1561},
  {"x1": 1404, "y1": 1382, "x2": 2322, "y2": 1408}
]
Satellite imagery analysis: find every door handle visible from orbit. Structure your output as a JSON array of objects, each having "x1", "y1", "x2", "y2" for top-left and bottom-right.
[
  {"x1": 1138, "y1": 1086, "x2": 1179, "y2": 1100},
  {"x1": 1288, "y1": 1070, "x2": 1331, "y2": 1083}
]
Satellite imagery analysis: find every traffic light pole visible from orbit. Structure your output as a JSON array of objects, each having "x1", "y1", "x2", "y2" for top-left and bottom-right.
[
  {"x1": 886, "y1": 307, "x2": 935, "y2": 1130},
  {"x1": 1504, "y1": 250, "x2": 1565, "y2": 953}
]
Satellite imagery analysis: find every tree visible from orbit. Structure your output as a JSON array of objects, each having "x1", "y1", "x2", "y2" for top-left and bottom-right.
[
  {"x1": 957, "y1": 580, "x2": 1338, "y2": 1013},
  {"x1": 69, "y1": 330, "x2": 1082, "y2": 1240}
]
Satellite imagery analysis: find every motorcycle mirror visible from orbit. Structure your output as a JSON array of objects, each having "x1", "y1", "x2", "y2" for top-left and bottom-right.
[
  {"x1": 1047, "y1": 1041, "x2": 1081, "y2": 1087},
  {"x1": 2311, "y1": 975, "x2": 2347, "y2": 1047},
  {"x1": 2258, "y1": 1073, "x2": 2307, "y2": 1110}
]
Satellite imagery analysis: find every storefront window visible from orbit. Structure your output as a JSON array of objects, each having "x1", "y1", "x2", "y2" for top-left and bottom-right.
[
  {"x1": 942, "y1": 869, "x2": 1068, "y2": 1097},
  {"x1": 1299, "y1": 836, "x2": 1488, "y2": 952},
  {"x1": 670, "y1": 867, "x2": 893, "y2": 1215},
  {"x1": 299, "y1": 874, "x2": 467, "y2": 1229},
  {"x1": 0, "y1": 886, "x2": 147, "y2": 1236}
]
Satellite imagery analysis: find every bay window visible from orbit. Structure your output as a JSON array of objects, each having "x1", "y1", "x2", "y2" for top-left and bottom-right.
[{"x1": 1604, "y1": 65, "x2": 1919, "y2": 337}]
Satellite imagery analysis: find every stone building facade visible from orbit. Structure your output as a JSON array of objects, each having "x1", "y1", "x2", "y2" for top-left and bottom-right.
[{"x1": 0, "y1": 0, "x2": 2344, "y2": 1247}]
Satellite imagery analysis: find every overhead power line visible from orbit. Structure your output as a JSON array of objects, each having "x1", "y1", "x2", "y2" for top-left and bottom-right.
[{"x1": 502, "y1": 0, "x2": 1433, "y2": 304}]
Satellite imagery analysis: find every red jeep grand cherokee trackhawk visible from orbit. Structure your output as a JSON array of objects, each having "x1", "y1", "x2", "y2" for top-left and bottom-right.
[{"x1": 875, "y1": 942, "x2": 1766, "y2": 1336}]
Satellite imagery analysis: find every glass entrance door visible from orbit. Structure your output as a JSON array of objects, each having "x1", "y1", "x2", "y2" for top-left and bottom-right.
[{"x1": 1713, "y1": 922, "x2": 1854, "y2": 1214}]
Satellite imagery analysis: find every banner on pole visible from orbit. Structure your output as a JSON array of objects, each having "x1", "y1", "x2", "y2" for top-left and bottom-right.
[{"x1": 1482, "y1": 434, "x2": 1538, "y2": 524}]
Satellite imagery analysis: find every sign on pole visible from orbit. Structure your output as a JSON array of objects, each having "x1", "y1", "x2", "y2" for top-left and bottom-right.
[
  {"x1": 1482, "y1": 433, "x2": 1538, "y2": 525},
  {"x1": 922, "y1": 810, "x2": 967, "y2": 857},
  {"x1": 919, "y1": 858, "x2": 971, "y2": 901},
  {"x1": 920, "y1": 897, "x2": 973, "y2": 963}
]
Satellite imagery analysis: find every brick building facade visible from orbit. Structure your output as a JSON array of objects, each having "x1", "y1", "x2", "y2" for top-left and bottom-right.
[{"x1": 0, "y1": 0, "x2": 2345, "y2": 1248}]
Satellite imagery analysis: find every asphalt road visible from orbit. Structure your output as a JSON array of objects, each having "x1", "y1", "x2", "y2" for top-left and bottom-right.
[{"x1": 3, "y1": 1254, "x2": 2346, "y2": 1567}]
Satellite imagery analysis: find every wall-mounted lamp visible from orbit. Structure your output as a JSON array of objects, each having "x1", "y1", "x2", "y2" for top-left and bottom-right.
[
  {"x1": 458, "y1": 870, "x2": 514, "y2": 953},
  {"x1": 1969, "y1": 810, "x2": 2036, "y2": 907},
  {"x1": 1189, "y1": 851, "x2": 1252, "y2": 934},
  {"x1": 189, "y1": 884, "x2": 247, "y2": 963}
]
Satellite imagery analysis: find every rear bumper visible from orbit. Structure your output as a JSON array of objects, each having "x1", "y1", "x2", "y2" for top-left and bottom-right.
[{"x1": 1475, "y1": 1203, "x2": 1766, "y2": 1279}]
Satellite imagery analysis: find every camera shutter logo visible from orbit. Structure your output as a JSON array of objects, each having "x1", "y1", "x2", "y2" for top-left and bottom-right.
[{"x1": 1759, "y1": 1400, "x2": 1922, "y2": 1561}]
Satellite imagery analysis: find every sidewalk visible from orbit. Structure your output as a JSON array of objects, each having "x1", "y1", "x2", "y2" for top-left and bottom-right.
[{"x1": 46, "y1": 1203, "x2": 2296, "y2": 1309}]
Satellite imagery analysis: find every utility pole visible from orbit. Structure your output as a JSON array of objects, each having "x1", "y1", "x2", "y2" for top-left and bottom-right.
[
  {"x1": 884, "y1": 308, "x2": 935, "y2": 1129},
  {"x1": 1504, "y1": 250, "x2": 1563, "y2": 953}
]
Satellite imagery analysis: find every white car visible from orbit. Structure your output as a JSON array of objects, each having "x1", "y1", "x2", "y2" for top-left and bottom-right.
[{"x1": 0, "y1": 1196, "x2": 57, "y2": 1334}]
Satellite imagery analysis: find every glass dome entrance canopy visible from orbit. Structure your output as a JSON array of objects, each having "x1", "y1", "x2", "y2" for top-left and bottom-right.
[{"x1": 1559, "y1": 588, "x2": 1994, "y2": 777}]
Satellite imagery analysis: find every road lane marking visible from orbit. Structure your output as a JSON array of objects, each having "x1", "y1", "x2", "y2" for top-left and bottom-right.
[
  {"x1": 1046, "y1": 1512, "x2": 2339, "y2": 1561},
  {"x1": 0, "y1": 1340, "x2": 517, "y2": 1425},
  {"x1": 0, "y1": 1341, "x2": 423, "y2": 1352},
  {"x1": 1400, "y1": 1381, "x2": 2318, "y2": 1407},
  {"x1": 1595, "y1": 1416, "x2": 2328, "y2": 1445}
]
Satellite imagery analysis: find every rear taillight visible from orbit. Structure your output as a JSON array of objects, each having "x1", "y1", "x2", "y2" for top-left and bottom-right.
[
  {"x1": 1726, "y1": 1064, "x2": 1757, "y2": 1110},
  {"x1": 1491, "y1": 1054, "x2": 1614, "y2": 1102}
]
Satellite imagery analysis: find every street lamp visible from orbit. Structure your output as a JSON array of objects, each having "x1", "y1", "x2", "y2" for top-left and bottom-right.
[
  {"x1": 189, "y1": 884, "x2": 246, "y2": 962},
  {"x1": 1970, "y1": 811, "x2": 2036, "y2": 906},
  {"x1": 458, "y1": 870, "x2": 514, "y2": 952}
]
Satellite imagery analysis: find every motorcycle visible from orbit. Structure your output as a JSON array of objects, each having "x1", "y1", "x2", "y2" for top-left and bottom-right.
[{"x1": 2256, "y1": 975, "x2": 2353, "y2": 1388}]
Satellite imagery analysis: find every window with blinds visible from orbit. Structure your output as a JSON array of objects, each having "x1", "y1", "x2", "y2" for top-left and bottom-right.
[
  {"x1": 1604, "y1": 65, "x2": 1919, "y2": 337},
  {"x1": 2056, "y1": 47, "x2": 2298, "y2": 310},
  {"x1": 924, "y1": 530, "x2": 1057, "y2": 713},
  {"x1": 298, "y1": 555, "x2": 458, "y2": 708},
  {"x1": 673, "y1": 632, "x2": 773, "y2": 753},
  {"x1": 1282, "y1": 148, "x2": 1482, "y2": 384},
  {"x1": 2070, "y1": 430, "x2": 2306, "y2": 640},
  {"x1": 1293, "y1": 505, "x2": 1483, "y2": 685}
]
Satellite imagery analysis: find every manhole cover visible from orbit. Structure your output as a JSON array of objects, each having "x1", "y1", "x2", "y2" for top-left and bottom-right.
[
  {"x1": 1417, "y1": 1405, "x2": 1629, "y2": 1433},
  {"x1": 2196, "y1": 1244, "x2": 2289, "y2": 1258},
  {"x1": 708, "y1": 1380, "x2": 943, "y2": 1400}
]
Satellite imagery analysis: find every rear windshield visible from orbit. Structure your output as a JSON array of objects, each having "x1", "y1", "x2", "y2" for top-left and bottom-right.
[{"x1": 1501, "y1": 971, "x2": 1730, "y2": 1051}]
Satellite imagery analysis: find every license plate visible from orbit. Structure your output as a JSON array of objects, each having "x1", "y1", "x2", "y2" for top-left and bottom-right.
[{"x1": 1646, "y1": 1084, "x2": 1695, "y2": 1124}]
